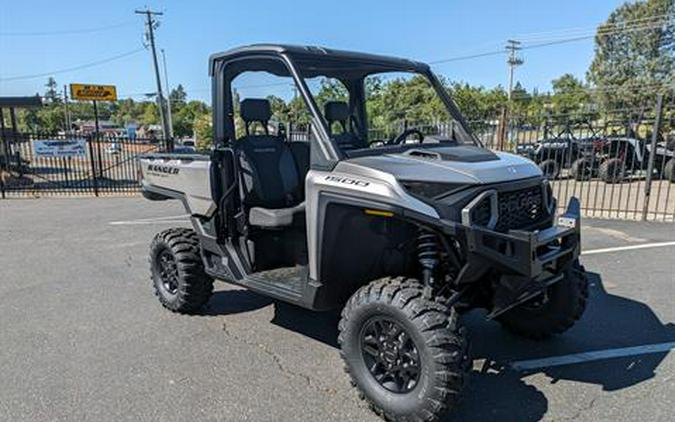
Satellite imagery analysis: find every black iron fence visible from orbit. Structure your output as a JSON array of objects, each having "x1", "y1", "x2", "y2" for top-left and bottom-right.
[
  {"x1": 0, "y1": 132, "x2": 168, "y2": 198},
  {"x1": 2, "y1": 96, "x2": 674, "y2": 222},
  {"x1": 476, "y1": 95, "x2": 675, "y2": 222}
]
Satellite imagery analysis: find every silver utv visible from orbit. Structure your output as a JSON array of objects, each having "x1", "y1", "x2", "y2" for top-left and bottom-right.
[{"x1": 140, "y1": 44, "x2": 588, "y2": 422}]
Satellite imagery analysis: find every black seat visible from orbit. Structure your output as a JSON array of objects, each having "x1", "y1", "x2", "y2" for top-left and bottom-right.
[
  {"x1": 324, "y1": 101, "x2": 367, "y2": 150},
  {"x1": 288, "y1": 141, "x2": 309, "y2": 195},
  {"x1": 236, "y1": 99, "x2": 305, "y2": 227}
]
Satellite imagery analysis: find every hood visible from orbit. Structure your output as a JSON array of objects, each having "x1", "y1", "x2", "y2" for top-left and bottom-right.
[{"x1": 343, "y1": 145, "x2": 541, "y2": 185}]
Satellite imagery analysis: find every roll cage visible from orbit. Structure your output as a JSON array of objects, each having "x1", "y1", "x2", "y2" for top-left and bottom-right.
[{"x1": 208, "y1": 44, "x2": 477, "y2": 170}]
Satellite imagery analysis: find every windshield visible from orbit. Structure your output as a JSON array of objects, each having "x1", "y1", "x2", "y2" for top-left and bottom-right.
[{"x1": 288, "y1": 58, "x2": 477, "y2": 155}]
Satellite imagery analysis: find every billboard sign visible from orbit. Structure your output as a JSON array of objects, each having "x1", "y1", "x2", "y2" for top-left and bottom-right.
[
  {"x1": 33, "y1": 139, "x2": 87, "y2": 157},
  {"x1": 69, "y1": 84, "x2": 117, "y2": 101}
]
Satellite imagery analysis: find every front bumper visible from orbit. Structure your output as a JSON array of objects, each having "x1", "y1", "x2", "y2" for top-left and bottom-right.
[
  {"x1": 464, "y1": 196, "x2": 581, "y2": 280},
  {"x1": 456, "y1": 196, "x2": 581, "y2": 318}
]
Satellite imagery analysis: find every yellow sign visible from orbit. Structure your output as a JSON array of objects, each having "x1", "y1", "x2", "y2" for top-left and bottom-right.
[{"x1": 70, "y1": 84, "x2": 117, "y2": 101}]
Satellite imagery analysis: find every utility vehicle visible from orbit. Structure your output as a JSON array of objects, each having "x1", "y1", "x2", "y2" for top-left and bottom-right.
[
  {"x1": 139, "y1": 44, "x2": 588, "y2": 422},
  {"x1": 514, "y1": 121, "x2": 600, "y2": 180},
  {"x1": 573, "y1": 131, "x2": 675, "y2": 183}
]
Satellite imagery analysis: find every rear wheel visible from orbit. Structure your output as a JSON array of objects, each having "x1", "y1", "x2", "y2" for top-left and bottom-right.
[
  {"x1": 339, "y1": 277, "x2": 470, "y2": 422},
  {"x1": 150, "y1": 228, "x2": 213, "y2": 313},
  {"x1": 599, "y1": 158, "x2": 625, "y2": 183},
  {"x1": 497, "y1": 261, "x2": 588, "y2": 339},
  {"x1": 538, "y1": 159, "x2": 560, "y2": 179},
  {"x1": 570, "y1": 158, "x2": 592, "y2": 181},
  {"x1": 664, "y1": 159, "x2": 675, "y2": 183}
]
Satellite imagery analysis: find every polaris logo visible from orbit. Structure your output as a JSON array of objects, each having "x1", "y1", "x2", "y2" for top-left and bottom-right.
[
  {"x1": 324, "y1": 175, "x2": 370, "y2": 187},
  {"x1": 148, "y1": 164, "x2": 179, "y2": 175}
]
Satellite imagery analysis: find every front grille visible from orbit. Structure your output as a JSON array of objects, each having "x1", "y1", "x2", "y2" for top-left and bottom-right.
[
  {"x1": 495, "y1": 185, "x2": 547, "y2": 231},
  {"x1": 470, "y1": 185, "x2": 549, "y2": 231}
]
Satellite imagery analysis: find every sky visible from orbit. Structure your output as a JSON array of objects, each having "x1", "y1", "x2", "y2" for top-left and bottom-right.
[{"x1": 0, "y1": 0, "x2": 627, "y2": 103}]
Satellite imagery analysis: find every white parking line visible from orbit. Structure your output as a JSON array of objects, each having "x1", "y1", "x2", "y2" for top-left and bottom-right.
[
  {"x1": 511, "y1": 342, "x2": 675, "y2": 371},
  {"x1": 582, "y1": 241, "x2": 675, "y2": 256},
  {"x1": 109, "y1": 215, "x2": 189, "y2": 226}
]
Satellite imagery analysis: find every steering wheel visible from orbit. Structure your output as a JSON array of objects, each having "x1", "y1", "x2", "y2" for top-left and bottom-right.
[{"x1": 389, "y1": 128, "x2": 426, "y2": 145}]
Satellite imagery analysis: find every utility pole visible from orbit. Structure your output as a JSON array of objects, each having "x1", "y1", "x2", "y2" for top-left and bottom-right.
[
  {"x1": 506, "y1": 40, "x2": 523, "y2": 101},
  {"x1": 62, "y1": 85, "x2": 71, "y2": 133},
  {"x1": 135, "y1": 8, "x2": 171, "y2": 149},
  {"x1": 161, "y1": 49, "x2": 174, "y2": 139}
]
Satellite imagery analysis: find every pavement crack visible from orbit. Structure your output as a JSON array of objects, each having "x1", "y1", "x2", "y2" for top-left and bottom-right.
[
  {"x1": 221, "y1": 322, "x2": 338, "y2": 396},
  {"x1": 566, "y1": 396, "x2": 599, "y2": 420}
]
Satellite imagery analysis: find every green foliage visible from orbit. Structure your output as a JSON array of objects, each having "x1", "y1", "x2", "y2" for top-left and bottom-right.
[
  {"x1": 170, "y1": 84, "x2": 187, "y2": 105},
  {"x1": 141, "y1": 102, "x2": 159, "y2": 126},
  {"x1": 173, "y1": 100, "x2": 210, "y2": 138},
  {"x1": 44, "y1": 77, "x2": 60, "y2": 104},
  {"x1": 450, "y1": 82, "x2": 508, "y2": 121},
  {"x1": 193, "y1": 113, "x2": 213, "y2": 151},
  {"x1": 550, "y1": 74, "x2": 593, "y2": 120},
  {"x1": 588, "y1": 0, "x2": 675, "y2": 111}
]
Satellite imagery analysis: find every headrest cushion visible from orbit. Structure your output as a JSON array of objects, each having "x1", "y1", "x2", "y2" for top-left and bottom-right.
[
  {"x1": 324, "y1": 101, "x2": 349, "y2": 122},
  {"x1": 240, "y1": 98, "x2": 272, "y2": 122}
]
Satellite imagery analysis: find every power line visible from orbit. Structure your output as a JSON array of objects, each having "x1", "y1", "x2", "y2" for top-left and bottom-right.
[
  {"x1": 430, "y1": 15, "x2": 673, "y2": 65},
  {"x1": 0, "y1": 21, "x2": 135, "y2": 37},
  {"x1": 514, "y1": 13, "x2": 673, "y2": 42},
  {"x1": 523, "y1": 20, "x2": 672, "y2": 45},
  {"x1": 0, "y1": 48, "x2": 145, "y2": 81},
  {"x1": 429, "y1": 50, "x2": 506, "y2": 64}
]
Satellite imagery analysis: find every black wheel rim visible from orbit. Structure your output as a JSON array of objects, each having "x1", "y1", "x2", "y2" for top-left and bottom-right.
[
  {"x1": 157, "y1": 250, "x2": 179, "y2": 295},
  {"x1": 360, "y1": 316, "x2": 421, "y2": 394}
]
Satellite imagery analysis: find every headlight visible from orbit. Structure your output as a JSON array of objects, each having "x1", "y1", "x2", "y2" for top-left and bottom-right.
[{"x1": 400, "y1": 181, "x2": 465, "y2": 200}]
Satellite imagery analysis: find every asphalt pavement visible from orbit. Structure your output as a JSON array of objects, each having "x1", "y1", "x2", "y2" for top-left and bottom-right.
[{"x1": 0, "y1": 197, "x2": 673, "y2": 421}]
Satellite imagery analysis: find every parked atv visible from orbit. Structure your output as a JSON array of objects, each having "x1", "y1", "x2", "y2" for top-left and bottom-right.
[
  {"x1": 515, "y1": 123, "x2": 599, "y2": 180},
  {"x1": 139, "y1": 44, "x2": 588, "y2": 422},
  {"x1": 588, "y1": 134, "x2": 674, "y2": 184}
]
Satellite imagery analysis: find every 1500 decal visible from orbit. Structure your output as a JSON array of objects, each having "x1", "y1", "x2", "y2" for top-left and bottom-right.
[{"x1": 324, "y1": 175, "x2": 370, "y2": 187}]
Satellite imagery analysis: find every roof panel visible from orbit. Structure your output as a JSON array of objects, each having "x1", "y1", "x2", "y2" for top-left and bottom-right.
[{"x1": 208, "y1": 44, "x2": 429, "y2": 76}]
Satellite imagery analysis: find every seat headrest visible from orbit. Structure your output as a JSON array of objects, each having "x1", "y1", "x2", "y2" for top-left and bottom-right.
[
  {"x1": 241, "y1": 98, "x2": 272, "y2": 123},
  {"x1": 324, "y1": 101, "x2": 349, "y2": 123}
]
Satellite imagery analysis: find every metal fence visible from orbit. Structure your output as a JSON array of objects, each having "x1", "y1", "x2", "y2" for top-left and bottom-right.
[
  {"x1": 475, "y1": 95, "x2": 675, "y2": 222},
  {"x1": 2, "y1": 97, "x2": 674, "y2": 222},
  {"x1": 0, "y1": 132, "x2": 167, "y2": 198}
]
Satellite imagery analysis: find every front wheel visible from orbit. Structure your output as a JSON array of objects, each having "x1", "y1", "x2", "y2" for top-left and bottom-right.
[
  {"x1": 497, "y1": 261, "x2": 588, "y2": 339},
  {"x1": 538, "y1": 159, "x2": 561, "y2": 179},
  {"x1": 338, "y1": 277, "x2": 470, "y2": 422},
  {"x1": 570, "y1": 158, "x2": 593, "y2": 181}
]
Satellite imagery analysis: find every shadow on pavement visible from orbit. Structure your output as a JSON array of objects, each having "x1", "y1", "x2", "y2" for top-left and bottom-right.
[
  {"x1": 202, "y1": 271, "x2": 674, "y2": 420},
  {"x1": 203, "y1": 289, "x2": 274, "y2": 316}
]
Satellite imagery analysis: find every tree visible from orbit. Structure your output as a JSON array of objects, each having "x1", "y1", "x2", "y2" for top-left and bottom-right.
[
  {"x1": 141, "y1": 102, "x2": 159, "y2": 125},
  {"x1": 450, "y1": 83, "x2": 508, "y2": 122},
  {"x1": 550, "y1": 74, "x2": 592, "y2": 119},
  {"x1": 173, "y1": 100, "x2": 209, "y2": 137},
  {"x1": 112, "y1": 99, "x2": 141, "y2": 126},
  {"x1": 193, "y1": 113, "x2": 213, "y2": 151},
  {"x1": 587, "y1": 0, "x2": 675, "y2": 112},
  {"x1": 44, "y1": 77, "x2": 60, "y2": 103},
  {"x1": 169, "y1": 84, "x2": 187, "y2": 105}
]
